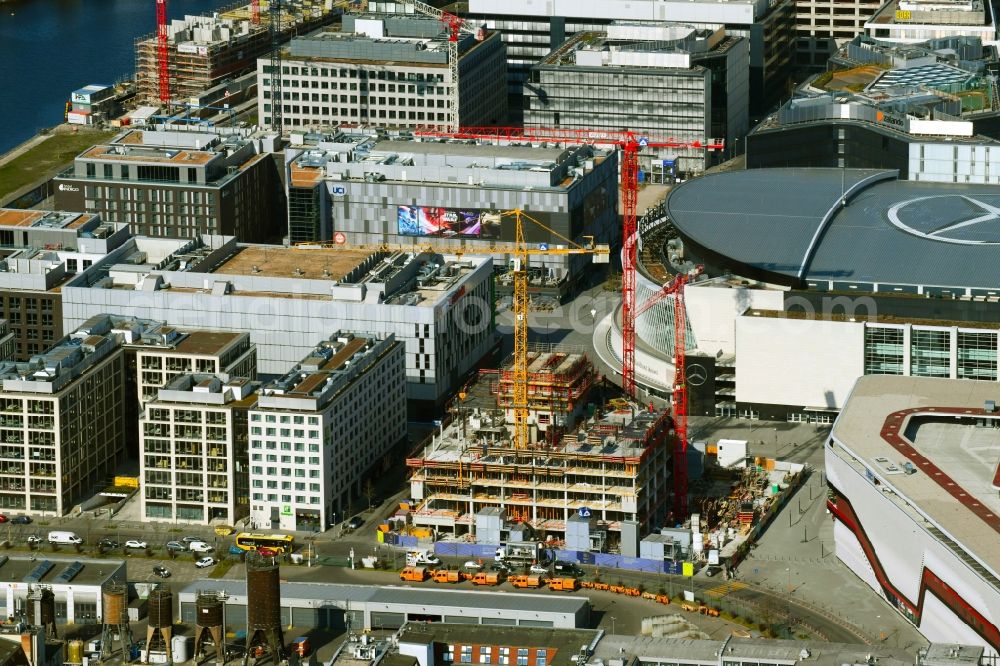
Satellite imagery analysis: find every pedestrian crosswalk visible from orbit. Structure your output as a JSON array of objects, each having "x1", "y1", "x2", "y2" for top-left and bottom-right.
[{"x1": 704, "y1": 581, "x2": 748, "y2": 598}]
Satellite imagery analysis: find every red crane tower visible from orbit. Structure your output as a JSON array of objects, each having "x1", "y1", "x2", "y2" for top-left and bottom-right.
[
  {"x1": 412, "y1": 125, "x2": 723, "y2": 396},
  {"x1": 412, "y1": 125, "x2": 722, "y2": 516},
  {"x1": 634, "y1": 266, "x2": 703, "y2": 516},
  {"x1": 156, "y1": 0, "x2": 170, "y2": 104}
]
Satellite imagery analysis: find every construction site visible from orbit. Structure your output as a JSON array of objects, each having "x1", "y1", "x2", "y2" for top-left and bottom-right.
[
  {"x1": 405, "y1": 345, "x2": 676, "y2": 549},
  {"x1": 134, "y1": 0, "x2": 348, "y2": 104}
]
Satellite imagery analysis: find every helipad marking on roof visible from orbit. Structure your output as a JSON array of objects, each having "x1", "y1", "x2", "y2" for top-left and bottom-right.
[{"x1": 887, "y1": 194, "x2": 1000, "y2": 245}]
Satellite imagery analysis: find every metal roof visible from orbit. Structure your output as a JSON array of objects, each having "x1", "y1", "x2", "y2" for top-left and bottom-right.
[
  {"x1": 179, "y1": 580, "x2": 589, "y2": 614},
  {"x1": 666, "y1": 168, "x2": 1000, "y2": 290}
]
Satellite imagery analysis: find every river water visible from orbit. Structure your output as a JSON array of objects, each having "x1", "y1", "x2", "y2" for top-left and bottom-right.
[{"x1": 0, "y1": 0, "x2": 231, "y2": 154}]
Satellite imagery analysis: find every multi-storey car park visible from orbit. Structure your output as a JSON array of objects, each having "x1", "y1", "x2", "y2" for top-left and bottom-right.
[
  {"x1": 60, "y1": 234, "x2": 496, "y2": 412},
  {"x1": 827, "y1": 375, "x2": 1000, "y2": 657},
  {"x1": 597, "y1": 166, "x2": 1000, "y2": 422},
  {"x1": 257, "y1": 13, "x2": 508, "y2": 131},
  {"x1": 283, "y1": 129, "x2": 618, "y2": 295},
  {"x1": 249, "y1": 332, "x2": 406, "y2": 531}
]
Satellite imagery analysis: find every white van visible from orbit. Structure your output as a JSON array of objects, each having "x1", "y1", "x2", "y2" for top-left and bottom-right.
[
  {"x1": 47, "y1": 531, "x2": 83, "y2": 545},
  {"x1": 405, "y1": 549, "x2": 440, "y2": 566}
]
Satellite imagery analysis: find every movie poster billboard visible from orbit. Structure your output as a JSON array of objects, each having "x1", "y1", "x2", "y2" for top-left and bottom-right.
[{"x1": 397, "y1": 205, "x2": 501, "y2": 239}]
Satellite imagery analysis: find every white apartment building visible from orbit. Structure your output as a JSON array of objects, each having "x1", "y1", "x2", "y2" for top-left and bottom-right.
[
  {"x1": 140, "y1": 374, "x2": 257, "y2": 525},
  {"x1": 0, "y1": 327, "x2": 125, "y2": 515},
  {"x1": 257, "y1": 13, "x2": 507, "y2": 130},
  {"x1": 248, "y1": 332, "x2": 406, "y2": 532}
]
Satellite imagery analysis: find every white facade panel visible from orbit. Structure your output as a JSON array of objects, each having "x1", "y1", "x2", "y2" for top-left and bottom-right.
[
  {"x1": 735, "y1": 315, "x2": 864, "y2": 408},
  {"x1": 685, "y1": 283, "x2": 783, "y2": 356}
]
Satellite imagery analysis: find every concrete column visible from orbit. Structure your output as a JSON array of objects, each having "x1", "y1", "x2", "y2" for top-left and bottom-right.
[{"x1": 65, "y1": 588, "x2": 75, "y2": 624}]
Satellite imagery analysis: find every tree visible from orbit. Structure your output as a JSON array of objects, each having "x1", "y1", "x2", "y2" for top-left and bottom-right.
[{"x1": 363, "y1": 479, "x2": 376, "y2": 510}]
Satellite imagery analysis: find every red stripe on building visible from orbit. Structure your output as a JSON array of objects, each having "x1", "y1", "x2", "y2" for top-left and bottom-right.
[
  {"x1": 828, "y1": 491, "x2": 1000, "y2": 653},
  {"x1": 880, "y1": 407, "x2": 1000, "y2": 535}
]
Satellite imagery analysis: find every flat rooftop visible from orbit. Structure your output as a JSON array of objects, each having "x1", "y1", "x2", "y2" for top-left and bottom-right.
[
  {"x1": 179, "y1": 579, "x2": 590, "y2": 616},
  {"x1": 210, "y1": 246, "x2": 371, "y2": 281},
  {"x1": 82, "y1": 143, "x2": 216, "y2": 166},
  {"x1": 832, "y1": 375, "x2": 1000, "y2": 579},
  {"x1": 0, "y1": 556, "x2": 122, "y2": 587},
  {"x1": 174, "y1": 330, "x2": 244, "y2": 355},
  {"x1": 0, "y1": 210, "x2": 97, "y2": 230},
  {"x1": 399, "y1": 625, "x2": 598, "y2": 664}
]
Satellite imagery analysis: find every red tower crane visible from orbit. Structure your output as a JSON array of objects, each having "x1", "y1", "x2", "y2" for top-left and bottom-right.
[
  {"x1": 635, "y1": 266, "x2": 703, "y2": 516},
  {"x1": 251, "y1": 0, "x2": 260, "y2": 24},
  {"x1": 412, "y1": 126, "x2": 722, "y2": 516},
  {"x1": 156, "y1": 0, "x2": 170, "y2": 104},
  {"x1": 412, "y1": 125, "x2": 723, "y2": 397}
]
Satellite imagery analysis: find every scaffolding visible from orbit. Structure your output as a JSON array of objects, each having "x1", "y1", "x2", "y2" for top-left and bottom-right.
[{"x1": 134, "y1": 0, "x2": 339, "y2": 104}]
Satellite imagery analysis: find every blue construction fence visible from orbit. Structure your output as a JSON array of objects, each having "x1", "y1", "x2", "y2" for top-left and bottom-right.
[
  {"x1": 553, "y1": 549, "x2": 684, "y2": 574},
  {"x1": 434, "y1": 542, "x2": 498, "y2": 559},
  {"x1": 427, "y1": 542, "x2": 683, "y2": 574}
]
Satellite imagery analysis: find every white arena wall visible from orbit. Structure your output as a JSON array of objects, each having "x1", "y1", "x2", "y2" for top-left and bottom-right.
[
  {"x1": 826, "y1": 444, "x2": 1000, "y2": 656},
  {"x1": 735, "y1": 314, "x2": 864, "y2": 409}
]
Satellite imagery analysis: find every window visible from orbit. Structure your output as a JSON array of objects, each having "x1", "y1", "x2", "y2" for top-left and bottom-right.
[
  {"x1": 911, "y1": 328, "x2": 950, "y2": 378},
  {"x1": 864, "y1": 326, "x2": 904, "y2": 375},
  {"x1": 517, "y1": 649, "x2": 528, "y2": 666},
  {"x1": 460, "y1": 647, "x2": 472, "y2": 664},
  {"x1": 480, "y1": 648, "x2": 491, "y2": 664},
  {"x1": 499, "y1": 648, "x2": 509, "y2": 665},
  {"x1": 535, "y1": 651, "x2": 546, "y2": 666}
]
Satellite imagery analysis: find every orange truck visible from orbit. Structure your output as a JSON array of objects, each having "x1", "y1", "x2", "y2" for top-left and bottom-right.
[
  {"x1": 432, "y1": 569, "x2": 464, "y2": 583},
  {"x1": 470, "y1": 571, "x2": 504, "y2": 586},
  {"x1": 546, "y1": 577, "x2": 579, "y2": 591},
  {"x1": 399, "y1": 566, "x2": 430, "y2": 582},
  {"x1": 508, "y1": 575, "x2": 543, "y2": 589}
]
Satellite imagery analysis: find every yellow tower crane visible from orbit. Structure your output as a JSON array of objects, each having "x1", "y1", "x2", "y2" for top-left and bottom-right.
[{"x1": 295, "y1": 209, "x2": 610, "y2": 451}]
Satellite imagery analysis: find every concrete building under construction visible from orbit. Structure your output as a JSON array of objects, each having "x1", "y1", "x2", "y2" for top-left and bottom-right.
[
  {"x1": 134, "y1": 0, "x2": 343, "y2": 105},
  {"x1": 407, "y1": 349, "x2": 675, "y2": 547}
]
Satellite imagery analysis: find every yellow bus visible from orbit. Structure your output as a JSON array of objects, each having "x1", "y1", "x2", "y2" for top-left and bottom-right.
[{"x1": 233, "y1": 532, "x2": 295, "y2": 554}]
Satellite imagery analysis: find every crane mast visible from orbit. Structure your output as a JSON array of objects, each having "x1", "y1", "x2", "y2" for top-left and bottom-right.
[
  {"x1": 269, "y1": 0, "x2": 283, "y2": 132},
  {"x1": 156, "y1": 0, "x2": 170, "y2": 104}
]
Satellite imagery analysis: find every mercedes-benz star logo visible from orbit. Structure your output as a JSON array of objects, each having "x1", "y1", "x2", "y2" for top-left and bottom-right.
[
  {"x1": 887, "y1": 194, "x2": 1000, "y2": 245},
  {"x1": 686, "y1": 363, "x2": 708, "y2": 386}
]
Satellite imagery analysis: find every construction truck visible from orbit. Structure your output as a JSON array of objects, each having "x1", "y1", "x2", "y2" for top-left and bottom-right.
[
  {"x1": 470, "y1": 571, "x2": 505, "y2": 586},
  {"x1": 546, "y1": 577, "x2": 580, "y2": 592},
  {"x1": 399, "y1": 567, "x2": 430, "y2": 582},
  {"x1": 432, "y1": 569, "x2": 464, "y2": 583},
  {"x1": 508, "y1": 575, "x2": 543, "y2": 589}
]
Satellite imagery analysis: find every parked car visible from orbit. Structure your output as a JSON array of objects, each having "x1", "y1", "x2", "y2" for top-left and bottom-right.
[
  {"x1": 165, "y1": 541, "x2": 186, "y2": 552},
  {"x1": 490, "y1": 561, "x2": 511, "y2": 574},
  {"x1": 704, "y1": 565, "x2": 723, "y2": 577},
  {"x1": 152, "y1": 566, "x2": 171, "y2": 578},
  {"x1": 124, "y1": 540, "x2": 147, "y2": 549},
  {"x1": 10, "y1": 516, "x2": 31, "y2": 525},
  {"x1": 553, "y1": 561, "x2": 583, "y2": 576},
  {"x1": 26, "y1": 536, "x2": 41, "y2": 545},
  {"x1": 195, "y1": 556, "x2": 216, "y2": 569},
  {"x1": 0, "y1": 515, "x2": 8, "y2": 523},
  {"x1": 98, "y1": 538, "x2": 119, "y2": 549},
  {"x1": 188, "y1": 541, "x2": 214, "y2": 553},
  {"x1": 257, "y1": 547, "x2": 279, "y2": 557},
  {"x1": 529, "y1": 563, "x2": 549, "y2": 575},
  {"x1": 462, "y1": 560, "x2": 483, "y2": 571},
  {"x1": 347, "y1": 516, "x2": 365, "y2": 530},
  {"x1": 181, "y1": 536, "x2": 203, "y2": 544}
]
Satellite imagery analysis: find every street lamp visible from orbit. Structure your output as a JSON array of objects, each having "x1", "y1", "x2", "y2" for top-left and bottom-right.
[{"x1": 610, "y1": 616, "x2": 616, "y2": 635}]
